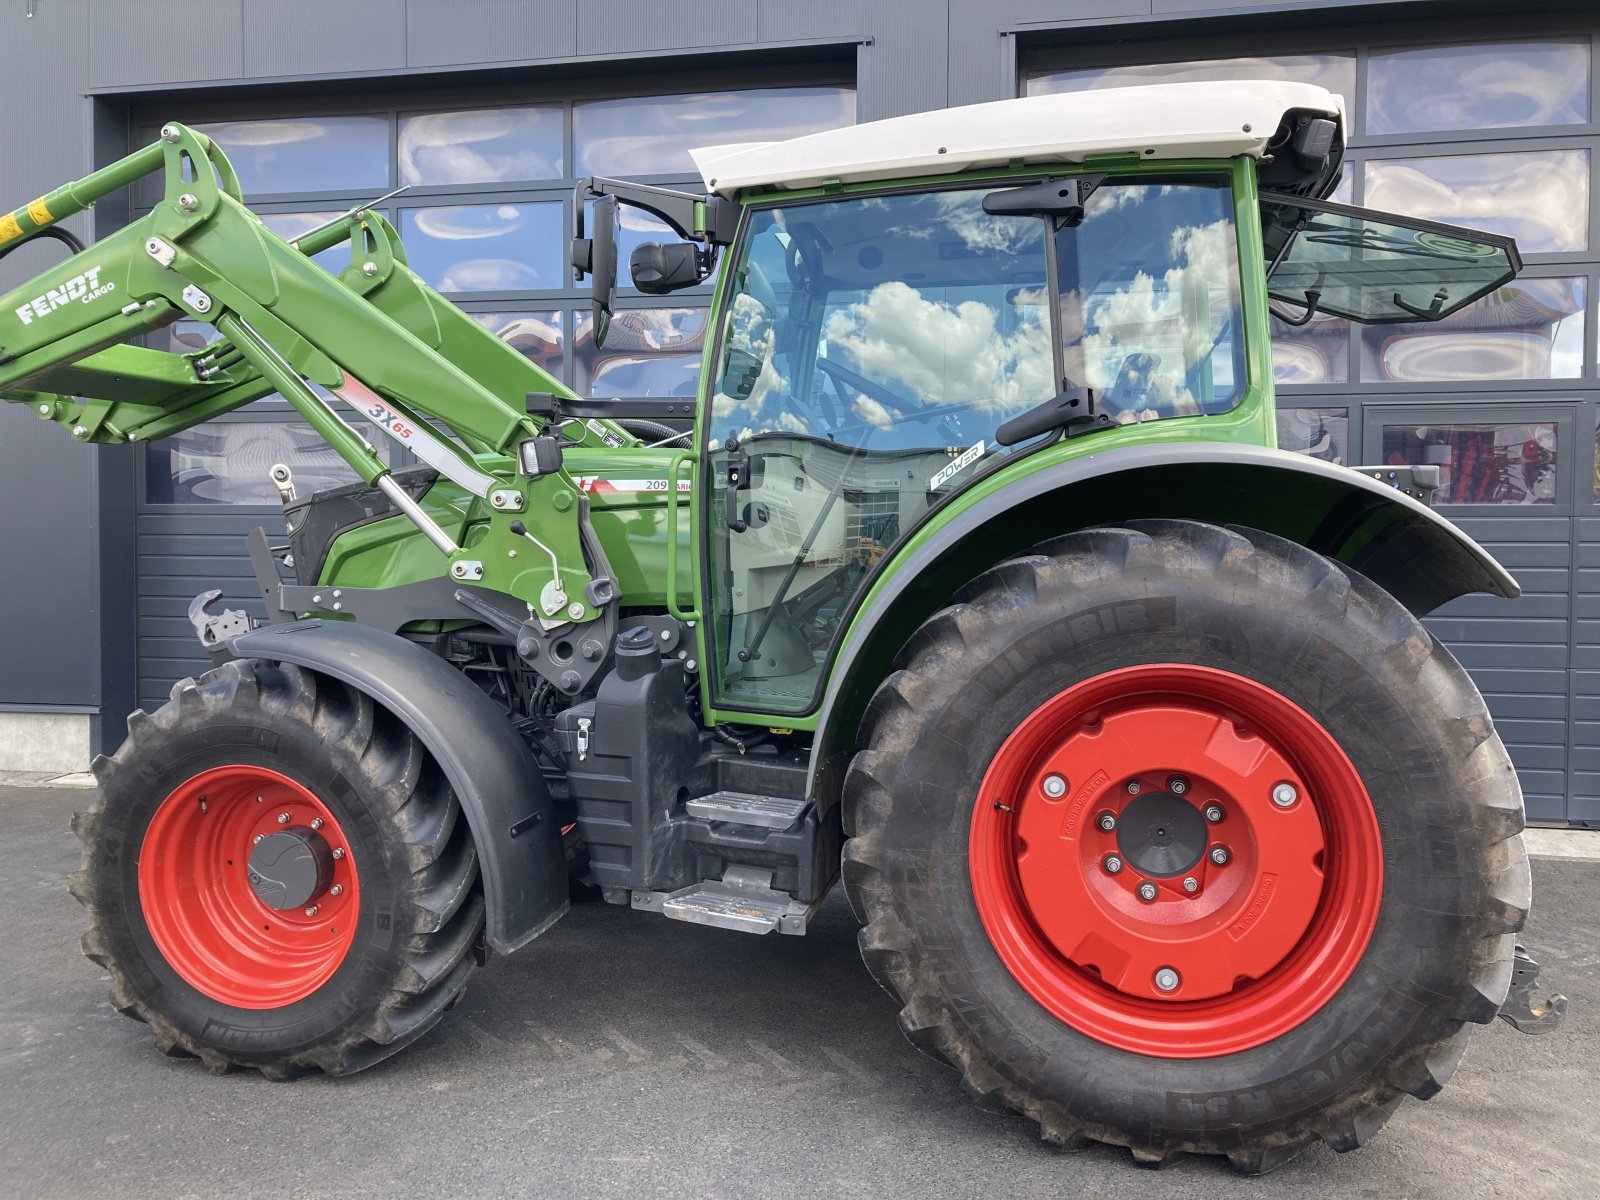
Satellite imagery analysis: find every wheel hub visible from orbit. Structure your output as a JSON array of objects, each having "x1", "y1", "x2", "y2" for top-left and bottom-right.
[
  {"x1": 247, "y1": 826, "x2": 335, "y2": 911},
  {"x1": 968, "y1": 663, "x2": 1383, "y2": 1058},
  {"x1": 1115, "y1": 792, "x2": 1206, "y2": 878},
  {"x1": 137, "y1": 765, "x2": 360, "y2": 1009}
]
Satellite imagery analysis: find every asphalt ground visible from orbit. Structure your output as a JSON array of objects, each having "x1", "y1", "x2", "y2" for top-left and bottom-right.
[{"x1": 1, "y1": 782, "x2": 1595, "y2": 1200}]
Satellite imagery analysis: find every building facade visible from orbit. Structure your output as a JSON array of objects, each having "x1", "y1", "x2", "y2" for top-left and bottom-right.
[{"x1": 1, "y1": 0, "x2": 1595, "y2": 825}]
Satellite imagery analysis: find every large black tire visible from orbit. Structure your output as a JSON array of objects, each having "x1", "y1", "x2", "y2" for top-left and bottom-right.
[
  {"x1": 842, "y1": 520, "x2": 1529, "y2": 1172},
  {"x1": 70, "y1": 658, "x2": 483, "y2": 1078}
]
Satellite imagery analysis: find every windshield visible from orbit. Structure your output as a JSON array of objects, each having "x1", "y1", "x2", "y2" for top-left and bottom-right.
[{"x1": 705, "y1": 177, "x2": 1245, "y2": 715}]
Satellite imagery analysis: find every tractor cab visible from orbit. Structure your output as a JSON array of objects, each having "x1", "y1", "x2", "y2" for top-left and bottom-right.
[{"x1": 577, "y1": 80, "x2": 1519, "y2": 718}]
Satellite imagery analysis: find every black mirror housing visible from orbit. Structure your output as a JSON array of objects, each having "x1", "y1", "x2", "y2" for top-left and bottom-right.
[
  {"x1": 631, "y1": 241, "x2": 706, "y2": 294},
  {"x1": 589, "y1": 195, "x2": 618, "y2": 348}
]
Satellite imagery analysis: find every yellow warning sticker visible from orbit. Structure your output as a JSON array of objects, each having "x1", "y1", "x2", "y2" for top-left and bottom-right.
[
  {"x1": 27, "y1": 197, "x2": 53, "y2": 226},
  {"x1": 0, "y1": 213, "x2": 22, "y2": 245}
]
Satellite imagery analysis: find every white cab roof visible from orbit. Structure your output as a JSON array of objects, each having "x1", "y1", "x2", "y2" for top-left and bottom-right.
[{"x1": 691, "y1": 80, "x2": 1344, "y2": 197}]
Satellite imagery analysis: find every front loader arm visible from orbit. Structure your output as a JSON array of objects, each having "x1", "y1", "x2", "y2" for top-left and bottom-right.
[{"x1": 0, "y1": 122, "x2": 638, "y2": 623}]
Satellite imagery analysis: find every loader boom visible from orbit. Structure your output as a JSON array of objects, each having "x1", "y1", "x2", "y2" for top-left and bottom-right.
[{"x1": 0, "y1": 121, "x2": 653, "y2": 612}]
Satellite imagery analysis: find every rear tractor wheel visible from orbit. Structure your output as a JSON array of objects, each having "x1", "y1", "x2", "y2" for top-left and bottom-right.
[
  {"x1": 843, "y1": 520, "x2": 1529, "y2": 1172},
  {"x1": 71, "y1": 658, "x2": 483, "y2": 1077}
]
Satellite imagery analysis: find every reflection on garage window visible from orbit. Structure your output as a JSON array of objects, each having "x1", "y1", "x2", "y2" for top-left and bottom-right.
[
  {"x1": 469, "y1": 311, "x2": 565, "y2": 376},
  {"x1": 1277, "y1": 407, "x2": 1348, "y2": 464},
  {"x1": 574, "y1": 87, "x2": 854, "y2": 176},
  {"x1": 399, "y1": 203, "x2": 564, "y2": 291},
  {"x1": 1366, "y1": 41, "x2": 1590, "y2": 135},
  {"x1": 1026, "y1": 54, "x2": 1355, "y2": 100},
  {"x1": 399, "y1": 106, "x2": 563, "y2": 185},
  {"x1": 1382, "y1": 422, "x2": 1557, "y2": 505},
  {"x1": 575, "y1": 308, "x2": 707, "y2": 398},
  {"x1": 192, "y1": 116, "x2": 389, "y2": 196},
  {"x1": 1360, "y1": 278, "x2": 1586, "y2": 382},
  {"x1": 145, "y1": 421, "x2": 369, "y2": 504},
  {"x1": 1271, "y1": 312, "x2": 1349, "y2": 384},
  {"x1": 1364, "y1": 150, "x2": 1590, "y2": 254}
]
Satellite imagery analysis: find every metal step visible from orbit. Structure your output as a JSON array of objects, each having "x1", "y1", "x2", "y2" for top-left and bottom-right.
[
  {"x1": 685, "y1": 790, "x2": 807, "y2": 830},
  {"x1": 639, "y1": 866, "x2": 813, "y2": 935}
]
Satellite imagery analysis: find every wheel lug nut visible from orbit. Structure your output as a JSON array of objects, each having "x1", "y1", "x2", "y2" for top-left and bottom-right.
[
  {"x1": 1137, "y1": 881, "x2": 1158, "y2": 902},
  {"x1": 329, "y1": 884, "x2": 343, "y2": 897},
  {"x1": 1182, "y1": 876, "x2": 1199, "y2": 893},
  {"x1": 1154, "y1": 967, "x2": 1180, "y2": 992},
  {"x1": 1097, "y1": 811, "x2": 1117, "y2": 833},
  {"x1": 1126, "y1": 780, "x2": 1142, "y2": 796},
  {"x1": 1210, "y1": 845, "x2": 1230, "y2": 866},
  {"x1": 1203, "y1": 802, "x2": 1224, "y2": 823},
  {"x1": 332, "y1": 848, "x2": 345, "y2": 860},
  {"x1": 1168, "y1": 776, "x2": 1189, "y2": 795},
  {"x1": 1103, "y1": 854, "x2": 1124, "y2": 875},
  {"x1": 310, "y1": 817, "x2": 324, "y2": 830},
  {"x1": 1272, "y1": 782, "x2": 1299, "y2": 808},
  {"x1": 1042, "y1": 774, "x2": 1067, "y2": 798},
  {"x1": 252, "y1": 833, "x2": 264, "y2": 844},
  {"x1": 304, "y1": 905, "x2": 319, "y2": 917},
  {"x1": 277, "y1": 812, "x2": 290, "y2": 825}
]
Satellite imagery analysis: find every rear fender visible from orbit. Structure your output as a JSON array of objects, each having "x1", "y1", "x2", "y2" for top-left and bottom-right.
[
  {"x1": 808, "y1": 442, "x2": 1519, "y2": 816},
  {"x1": 226, "y1": 619, "x2": 568, "y2": 955}
]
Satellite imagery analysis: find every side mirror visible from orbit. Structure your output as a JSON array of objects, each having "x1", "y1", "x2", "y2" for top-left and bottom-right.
[
  {"x1": 589, "y1": 195, "x2": 618, "y2": 348},
  {"x1": 631, "y1": 241, "x2": 705, "y2": 294}
]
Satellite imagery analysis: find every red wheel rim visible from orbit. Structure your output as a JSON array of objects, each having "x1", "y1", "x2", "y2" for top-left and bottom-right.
[
  {"x1": 138, "y1": 765, "x2": 360, "y2": 1009},
  {"x1": 969, "y1": 664, "x2": 1382, "y2": 1057}
]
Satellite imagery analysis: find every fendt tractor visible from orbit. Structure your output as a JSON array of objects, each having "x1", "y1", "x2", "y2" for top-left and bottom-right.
[{"x1": 0, "y1": 80, "x2": 1569, "y2": 1172}]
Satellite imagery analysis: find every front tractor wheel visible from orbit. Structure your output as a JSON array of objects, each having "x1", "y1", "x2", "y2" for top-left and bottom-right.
[
  {"x1": 71, "y1": 659, "x2": 483, "y2": 1077},
  {"x1": 842, "y1": 521, "x2": 1529, "y2": 1172}
]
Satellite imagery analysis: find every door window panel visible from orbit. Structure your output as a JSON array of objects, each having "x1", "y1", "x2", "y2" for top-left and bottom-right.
[
  {"x1": 1359, "y1": 277, "x2": 1586, "y2": 382},
  {"x1": 1381, "y1": 421, "x2": 1557, "y2": 505},
  {"x1": 1366, "y1": 41, "x2": 1590, "y2": 135},
  {"x1": 1059, "y1": 181, "x2": 1246, "y2": 423},
  {"x1": 398, "y1": 106, "x2": 563, "y2": 185},
  {"x1": 574, "y1": 87, "x2": 854, "y2": 177},
  {"x1": 193, "y1": 116, "x2": 389, "y2": 196},
  {"x1": 706, "y1": 187, "x2": 1059, "y2": 712},
  {"x1": 398, "y1": 203, "x2": 564, "y2": 292},
  {"x1": 1364, "y1": 151, "x2": 1590, "y2": 254},
  {"x1": 1277, "y1": 407, "x2": 1349, "y2": 464}
]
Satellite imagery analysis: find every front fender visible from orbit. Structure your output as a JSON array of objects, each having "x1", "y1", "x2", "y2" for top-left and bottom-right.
[
  {"x1": 807, "y1": 442, "x2": 1518, "y2": 815},
  {"x1": 226, "y1": 619, "x2": 567, "y2": 955}
]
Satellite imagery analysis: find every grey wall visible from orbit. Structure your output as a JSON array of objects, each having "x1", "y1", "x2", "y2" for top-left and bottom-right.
[{"x1": 0, "y1": 2, "x2": 135, "y2": 748}]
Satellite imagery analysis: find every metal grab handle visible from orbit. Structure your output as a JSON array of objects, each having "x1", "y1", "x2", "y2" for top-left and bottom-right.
[{"x1": 666, "y1": 451, "x2": 697, "y2": 620}]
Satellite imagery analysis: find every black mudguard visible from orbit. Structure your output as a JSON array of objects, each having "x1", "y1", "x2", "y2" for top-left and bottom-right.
[{"x1": 227, "y1": 619, "x2": 568, "y2": 955}]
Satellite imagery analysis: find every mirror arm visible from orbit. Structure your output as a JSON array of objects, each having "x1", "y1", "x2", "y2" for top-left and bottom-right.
[
  {"x1": 1268, "y1": 288, "x2": 1323, "y2": 327},
  {"x1": 575, "y1": 176, "x2": 738, "y2": 247}
]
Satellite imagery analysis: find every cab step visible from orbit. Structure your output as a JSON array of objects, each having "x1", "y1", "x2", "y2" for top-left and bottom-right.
[
  {"x1": 630, "y1": 866, "x2": 814, "y2": 935},
  {"x1": 685, "y1": 790, "x2": 807, "y2": 830}
]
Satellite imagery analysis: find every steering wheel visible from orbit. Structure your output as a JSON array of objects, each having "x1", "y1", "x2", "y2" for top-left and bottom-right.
[{"x1": 815, "y1": 357, "x2": 984, "y2": 439}]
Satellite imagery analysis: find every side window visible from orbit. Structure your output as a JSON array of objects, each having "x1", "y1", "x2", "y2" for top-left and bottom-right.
[{"x1": 1057, "y1": 181, "x2": 1245, "y2": 423}]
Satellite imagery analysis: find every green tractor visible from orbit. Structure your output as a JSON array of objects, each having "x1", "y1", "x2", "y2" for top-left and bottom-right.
[{"x1": 0, "y1": 79, "x2": 1565, "y2": 1171}]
